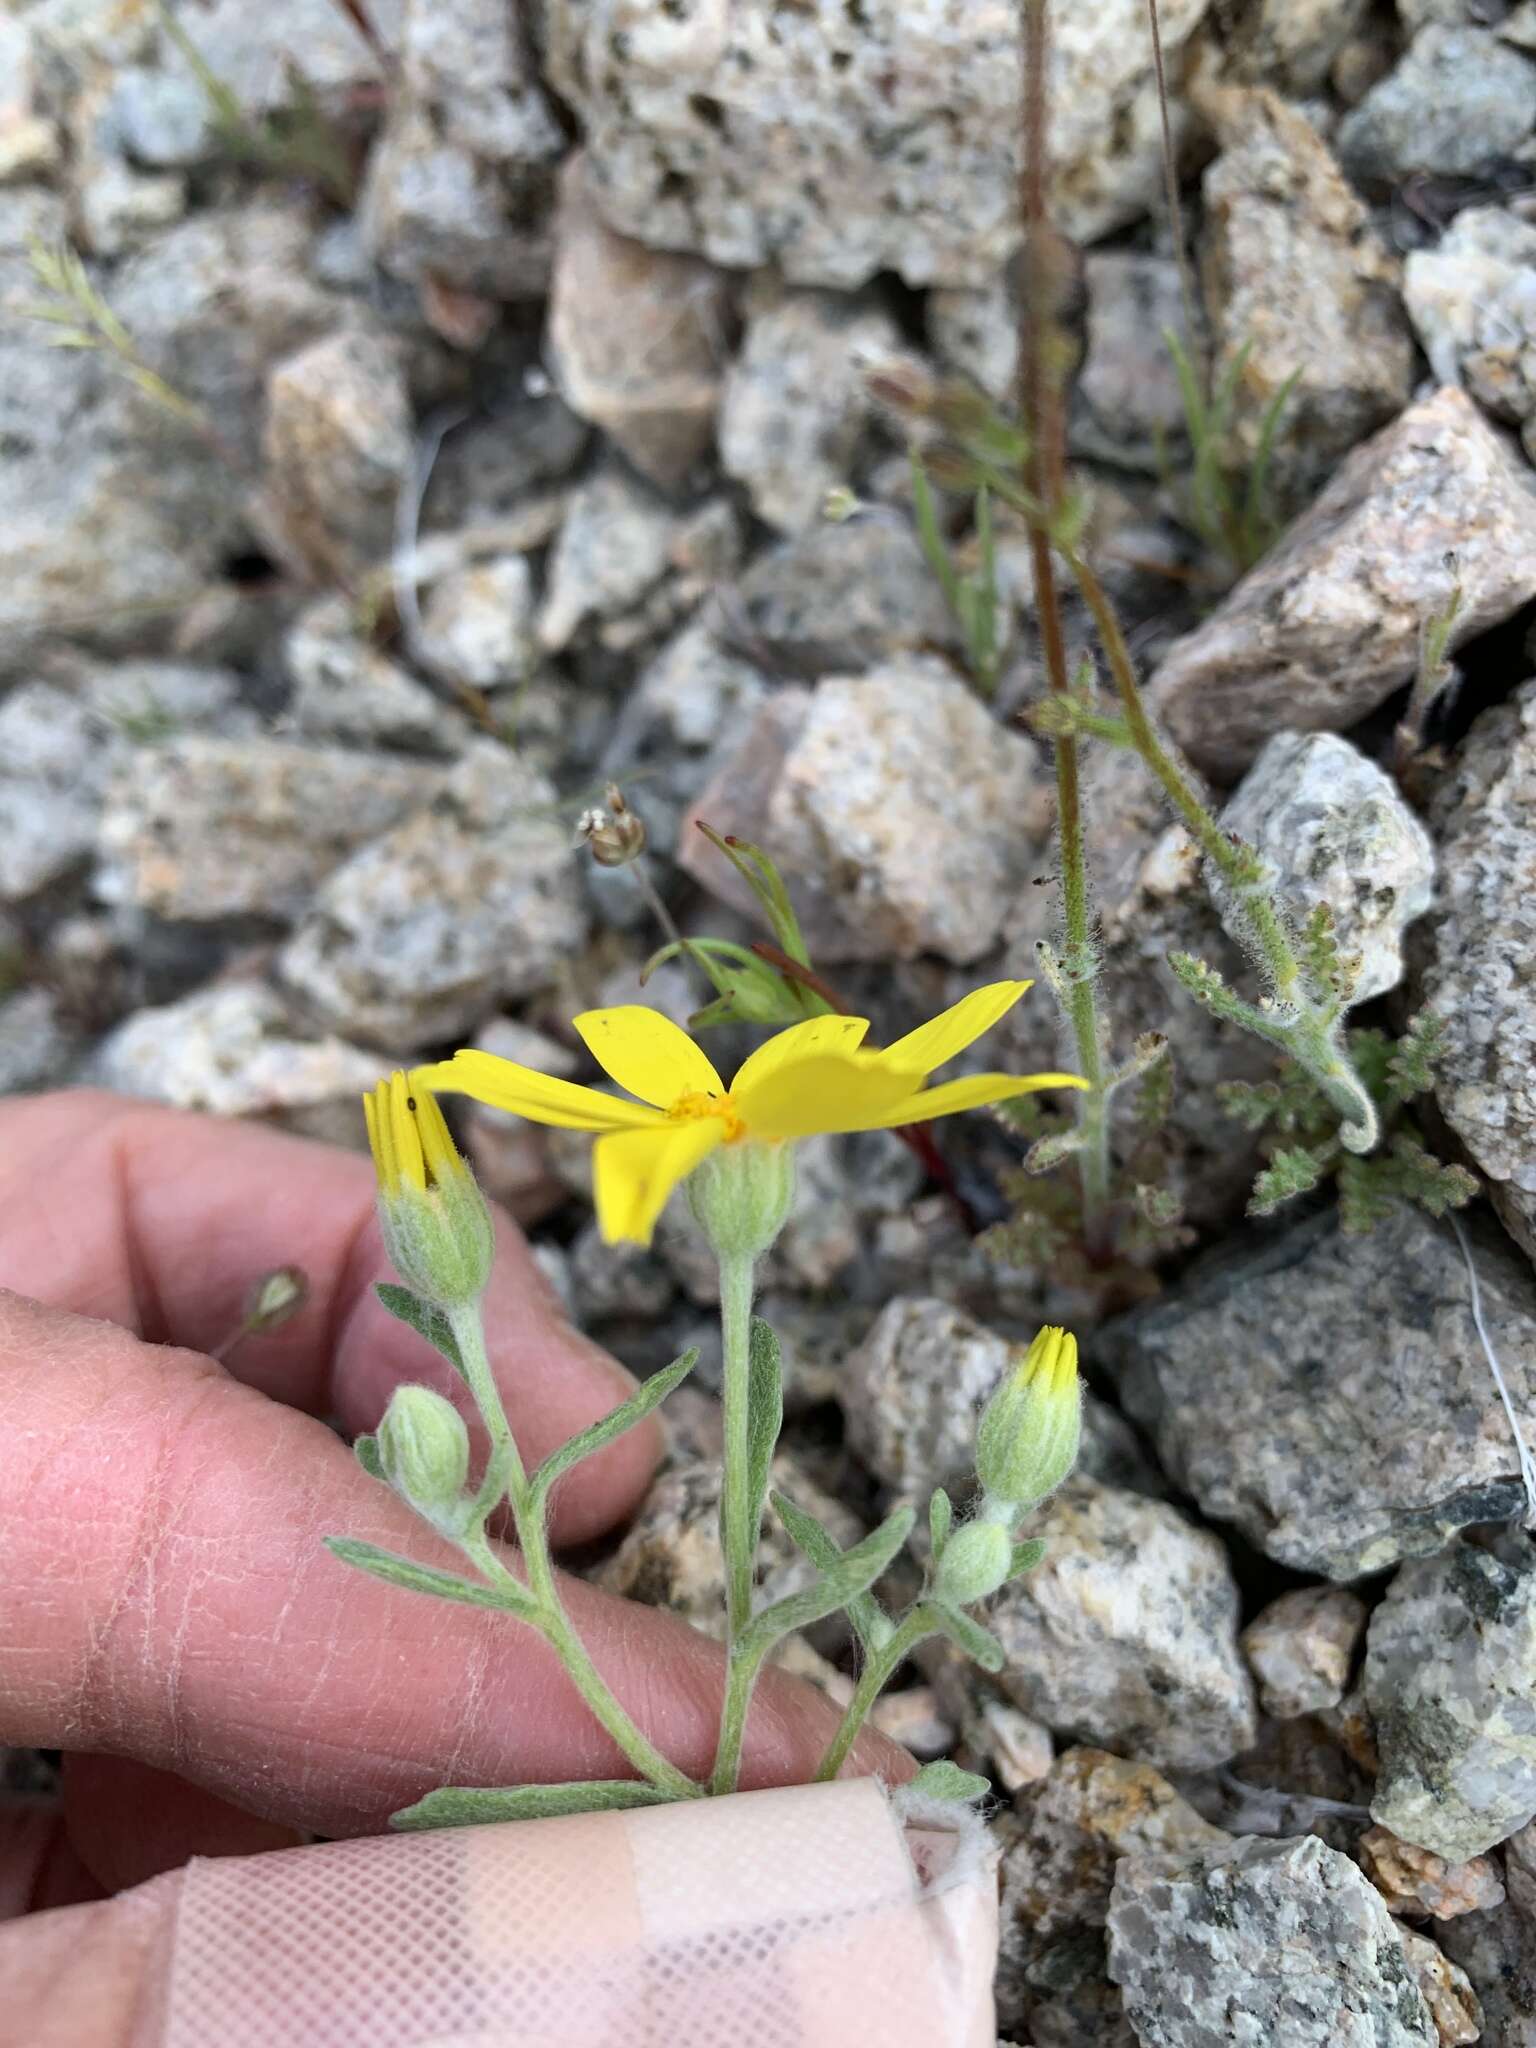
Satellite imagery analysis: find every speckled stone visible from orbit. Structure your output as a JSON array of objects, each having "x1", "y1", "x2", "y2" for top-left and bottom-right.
[
  {"x1": 680, "y1": 662, "x2": 1048, "y2": 965},
  {"x1": 545, "y1": 0, "x2": 1214, "y2": 289},
  {"x1": 718, "y1": 279, "x2": 898, "y2": 533},
  {"x1": 88, "y1": 981, "x2": 385, "y2": 1116},
  {"x1": 596, "y1": 1450, "x2": 864, "y2": 1643},
  {"x1": 1242, "y1": 1586, "x2": 1369, "y2": 1720},
  {"x1": 1418, "y1": 680, "x2": 1536, "y2": 1268},
  {"x1": 1368, "y1": 1539, "x2": 1536, "y2": 1862},
  {"x1": 95, "y1": 737, "x2": 444, "y2": 922},
  {"x1": 1149, "y1": 387, "x2": 1536, "y2": 782},
  {"x1": 1337, "y1": 26, "x2": 1536, "y2": 186},
  {"x1": 1359, "y1": 1824, "x2": 1507, "y2": 1922},
  {"x1": 1107, "y1": 1833, "x2": 1436, "y2": 2047},
  {"x1": 1106, "y1": 1205, "x2": 1536, "y2": 1579},
  {"x1": 1199, "y1": 87, "x2": 1414, "y2": 514},
  {"x1": 988, "y1": 1477, "x2": 1257, "y2": 1772},
  {"x1": 546, "y1": 154, "x2": 731, "y2": 490},
  {"x1": 1218, "y1": 730, "x2": 1435, "y2": 1003},
  {"x1": 278, "y1": 743, "x2": 587, "y2": 1046},
  {"x1": 996, "y1": 1746, "x2": 1228, "y2": 2047}
]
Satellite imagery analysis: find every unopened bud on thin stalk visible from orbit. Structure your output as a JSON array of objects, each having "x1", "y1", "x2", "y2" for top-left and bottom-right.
[
  {"x1": 934, "y1": 1519, "x2": 1012, "y2": 1607},
  {"x1": 377, "y1": 1383, "x2": 471, "y2": 1535},
  {"x1": 577, "y1": 784, "x2": 647, "y2": 869},
  {"x1": 975, "y1": 1325, "x2": 1081, "y2": 1512}
]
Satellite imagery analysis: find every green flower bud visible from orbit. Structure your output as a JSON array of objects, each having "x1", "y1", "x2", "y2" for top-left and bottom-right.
[
  {"x1": 377, "y1": 1384, "x2": 471, "y2": 1534},
  {"x1": 975, "y1": 1325, "x2": 1081, "y2": 1511},
  {"x1": 364, "y1": 1073, "x2": 495, "y2": 1310},
  {"x1": 934, "y1": 1520, "x2": 1013, "y2": 1607},
  {"x1": 687, "y1": 1139, "x2": 796, "y2": 1260}
]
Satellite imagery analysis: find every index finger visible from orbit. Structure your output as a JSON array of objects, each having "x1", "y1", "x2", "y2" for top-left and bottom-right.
[{"x1": 0, "y1": 1090, "x2": 656, "y2": 1544}]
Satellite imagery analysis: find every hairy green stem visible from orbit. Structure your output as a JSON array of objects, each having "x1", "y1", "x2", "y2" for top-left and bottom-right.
[
  {"x1": 716, "y1": 1250, "x2": 758, "y2": 1642},
  {"x1": 709, "y1": 1249, "x2": 759, "y2": 1794},
  {"x1": 1060, "y1": 547, "x2": 1378, "y2": 1151},
  {"x1": 1020, "y1": 0, "x2": 1112, "y2": 1240},
  {"x1": 449, "y1": 1304, "x2": 699, "y2": 1802},
  {"x1": 814, "y1": 1609, "x2": 934, "y2": 1784}
]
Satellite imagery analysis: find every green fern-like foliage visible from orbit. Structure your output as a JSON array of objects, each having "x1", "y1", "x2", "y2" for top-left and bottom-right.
[
  {"x1": 1217, "y1": 1016, "x2": 1478, "y2": 1232},
  {"x1": 982, "y1": 1051, "x2": 1191, "y2": 1298}
]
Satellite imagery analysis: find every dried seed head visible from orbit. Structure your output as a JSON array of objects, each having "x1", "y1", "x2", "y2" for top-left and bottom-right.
[{"x1": 578, "y1": 784, "x2": 647, "y2": 868}]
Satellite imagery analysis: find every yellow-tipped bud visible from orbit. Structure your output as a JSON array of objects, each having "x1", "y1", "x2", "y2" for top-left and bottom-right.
[
  {"x1": 377, "y1": 1384, "x2": 471, "y2": 1534},
  {"x1": 975, "y1": 1325, "x2": 1081, "y2": 1512},
  {"x1": 363, "y1": 1072, "x2": 494, "y2": 1310}
]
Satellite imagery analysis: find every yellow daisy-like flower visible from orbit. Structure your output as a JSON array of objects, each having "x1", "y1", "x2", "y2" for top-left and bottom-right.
[{"x1": 418, "y1": 979, "x2": 1083, "y2": 1248}]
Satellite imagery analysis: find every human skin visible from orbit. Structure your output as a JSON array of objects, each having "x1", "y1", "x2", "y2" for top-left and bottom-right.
[{"x1": 0, "y1": 1092, "x2": 907, "y2": 2044}]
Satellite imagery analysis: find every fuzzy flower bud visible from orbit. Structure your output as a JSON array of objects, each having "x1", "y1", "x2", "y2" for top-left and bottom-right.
[
  {"x1": 377, "y1": 1384, "x2": 471, "y2": 1534},
  {"x1": 363, "y1": 1073, "x2": 494, "y2": 1310},
  {"x1": 933, "y1": 1519, "x2": 1012, "y2": 1607},
  {"x1": 975, "y1": 1325, "x2": 1081, "y2": 1512},
  {"x1": 687, "y1": 1140, "x2": 796, "y2": 1261}
]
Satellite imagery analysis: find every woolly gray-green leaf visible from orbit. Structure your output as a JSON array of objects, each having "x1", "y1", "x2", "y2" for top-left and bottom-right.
[
  {"x1": 529, "y1": 1350, "x2": 698, "y2": 1509},
  {"x1": 907, "y1": 1760, "x2": 992, "y2": 1804},
  {"x1": 742, "y1": 1507, "x2": 915, "y2": 1663},
  {"x1": 374, "y1": 1283, "x2": 466, "y2": 1382},
  {"x1": 744, "y1": 1319, "x2": 783, "y2": 1536},
  {"x1": 771, "y1": 1488, "x2": 892, "y2": 1655},
  {"x1": 325, "y1": 1536, "x2": 534, "y2": 1620},
  {"x1": 390, "y1": 1780, "x2": 675, "y2": 1831},
  {"x1": 927, "y1": 1599, "x2": 1007, "y2": 1675}
]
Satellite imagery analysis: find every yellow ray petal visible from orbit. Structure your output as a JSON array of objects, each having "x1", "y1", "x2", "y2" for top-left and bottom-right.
[
  {"x1": 593, "y1": 1118, "x2": 725, "y2": 1245},
  {"x1": 730, "y1": 1013, "x2": 870, "y2": 1100},
  {"x1": 419, "y1": 1052, "x2": 664, "y2": 1131},
  {"x1": 832, "y1": 1068, "x2": 1088, "y2": 1132},
  {"x1": 573, "y1": 1006, "x2": 724, "y2": 1109},
  {"x1": 389, "y1": 1070, "x2": 426, "y2": 1191},
  {"x1": 877, "y1": 980, "x2": 1034, "y2": 1075},
  {"x1": 736, "y1": 1052, "x2": 917, "y2": 1141}
]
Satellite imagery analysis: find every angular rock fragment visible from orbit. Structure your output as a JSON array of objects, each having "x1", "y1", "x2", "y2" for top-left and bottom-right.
[
  {"x1": 1108, "y1": 1834, "x2": 1437, "y2": 2046},
  {"x1": 718, "y1": 280, "x2": 899, "y2": 533},
  {"x1": 988, "y1": 1476, "x2": 1257, "y2": 1771},
  {"x1": 89, "y1": 982, "x2": 385, "y2": 1116},
  {"x1": 360, "y1": 0, "x2": 564, "y2": 300},
  {"x1": 1149, "y1": 387, "x2": 1536, "y2": 780},
  {"x1": 96, "y1": 737, "x2": 443, "y2": 922},
  {"x1": 546, "y1": 155, "x2": 732, "y2": 490},
  {"x1": 544, "y1": 0, "x2": 1214, "y2": 287},
  {"x1": 1338, "y1": 26, "x2": 1536, "y2": 186},
  {"x1": 1199, "y1": 88, "x2": 1415, "y2": 514},
  {"x1": 1106, "y1": 1205, "x2": 1536, "y2": 1579},
  {"x1": 1219, "y1": 730, "x2": 1435, "y2": 1003},
  {"x1": 1368, "y1": 1538, "x2": 1536, "y2": 1861},
  {"x1": 1242, "y1": 1586, "x2": 1369, "y2": 1720},
  {"x1": 279, "y1": 743, "x2": 586, "y2": 1045},
  {"x1": 1418, "y1": 680, "x2": 1536, "y2": 1265},
  {"x1": 679, "y1": 662, "x2": 1046, "y2": 965}
]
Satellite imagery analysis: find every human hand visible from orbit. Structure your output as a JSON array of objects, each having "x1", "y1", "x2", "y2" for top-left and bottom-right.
[{"x1": 0, "y1": 1091, "x2": 906, "y2": 2043}]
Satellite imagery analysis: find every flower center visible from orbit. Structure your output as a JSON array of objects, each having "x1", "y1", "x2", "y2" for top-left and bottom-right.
[{"x1": 669, "y1": 1089, "x2": 746, "y2": 1142}]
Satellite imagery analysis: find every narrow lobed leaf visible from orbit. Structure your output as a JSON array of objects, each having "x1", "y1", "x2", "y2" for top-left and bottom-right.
[
  {"x1": 374, "y1": 1282, "x2": 467, "y2": 1381},
  {"x1": 529, "y1": 1350, "x2": 698, "y2": 1508},
  {"x1": 324, "y1": 1536, "x2": 535, "y2": 1619},
  {"x1": 771, "y1": 1488, "x2": 893, "y2": 1655},
  {"x1": 742, "y1": 1507, "x2": 915, "y2": 1663},
  {"x1": 391, "y1": 1780, "x2": 674, "y2": 1831}
]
